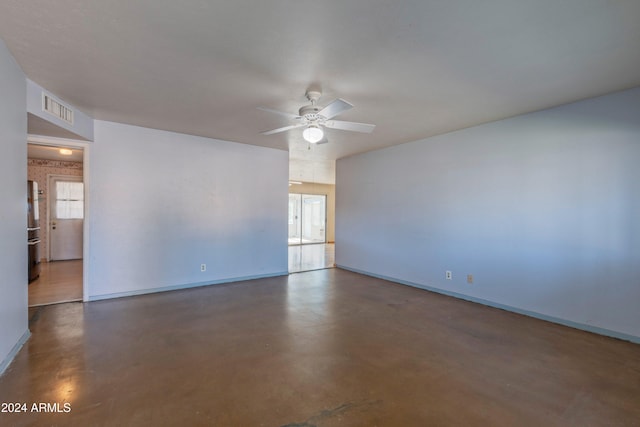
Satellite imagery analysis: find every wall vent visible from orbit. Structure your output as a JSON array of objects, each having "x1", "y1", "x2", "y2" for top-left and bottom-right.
[{"x1": 42, "y1": 93, "x2": 74, "y2": 125}]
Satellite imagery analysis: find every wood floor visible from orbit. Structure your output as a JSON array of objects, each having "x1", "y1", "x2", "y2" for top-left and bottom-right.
[
  {"x1": 28, "y1": 259, "x2": 83, "y2": 306},
  {"x1": 2, "y1": 268, "x2": 639, "y2": 426}
]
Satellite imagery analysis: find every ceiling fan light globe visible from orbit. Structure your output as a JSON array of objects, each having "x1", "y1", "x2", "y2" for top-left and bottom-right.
[{"x1": 303, "y1": 126, "x2": 324, "y2": 143}]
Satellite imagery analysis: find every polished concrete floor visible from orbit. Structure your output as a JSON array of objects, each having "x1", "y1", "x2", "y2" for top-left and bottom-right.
[
  {"x1": 29, "y1": 259, "x2": 83, "y2": 307},
  {"x1": 288, "y1": 243, "x2": 335, "y2": 273},
  {"x1": 1, "y1": 268, "x2": 639, "y2": 426}
]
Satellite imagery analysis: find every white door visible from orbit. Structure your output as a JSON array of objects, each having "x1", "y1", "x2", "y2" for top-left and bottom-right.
[{"x1": 49, "y1": 176, "x2": 84, "y2": 261}]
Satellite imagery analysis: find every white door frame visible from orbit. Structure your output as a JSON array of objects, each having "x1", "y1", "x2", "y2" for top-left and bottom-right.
[{"x1": 28, "y1": 135, "x2": 91, "y2": 302}]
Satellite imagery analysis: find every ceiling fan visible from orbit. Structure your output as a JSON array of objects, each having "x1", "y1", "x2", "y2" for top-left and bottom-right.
[{"x1": 259, "y1": 90, "x2": 375, "y2": 144}]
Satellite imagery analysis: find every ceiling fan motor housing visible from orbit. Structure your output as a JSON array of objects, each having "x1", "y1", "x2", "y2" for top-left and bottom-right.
[{"x1": 299, "y1": 105, "x2": 323, "y2": 125}]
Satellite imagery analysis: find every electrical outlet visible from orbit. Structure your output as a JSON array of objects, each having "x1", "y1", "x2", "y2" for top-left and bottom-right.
[
  {"x1": 446, "y1": 271, "x2": 452, "y2": 280},
  {"x1": 201, "y1": 264, "x2": 206, "y2": 272},
  {"x1": 467, "y1": 274, "x2": 473, "y2": 284}
]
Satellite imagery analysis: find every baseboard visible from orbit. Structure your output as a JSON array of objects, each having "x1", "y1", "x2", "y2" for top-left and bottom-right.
[
  {"x1": 337, "y1": 265, "x2": 640, "y2": 345},
  {"x1": 0, "y1": 330, "x2": 31, "y2": 376},
  {"x1": 88, "y1": 271, "x2": 289, "y2": 302}
]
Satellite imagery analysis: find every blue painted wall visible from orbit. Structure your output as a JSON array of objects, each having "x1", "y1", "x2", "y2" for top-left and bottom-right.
[
  {"x1": 0, "y1": 40, "x2": 29, "y2": 372},
  {"x1": 88, "y1": 120, "x2": 289, "y2": 300},
  {"x1": 337, "y1": 88, "x2": 640, "y2": 341}
]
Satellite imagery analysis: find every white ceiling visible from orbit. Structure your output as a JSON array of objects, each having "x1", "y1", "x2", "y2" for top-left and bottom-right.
[
  {"x1": 28, "y1": 143, "x2": 84, "y2": 163},
  {"x1": 2, "y1": 1, "x2": 640, "y2": 184}
]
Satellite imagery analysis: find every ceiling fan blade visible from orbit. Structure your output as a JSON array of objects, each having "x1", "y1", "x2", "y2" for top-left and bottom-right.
[
  {"x1": 261, "y1": 123, "x2": 306, "y2": 135},
  {"x1": 257, "y1": 106, "x2": 301, "y2": 120},
  {"x1": 318, "y1": 98, "x2": 353, "y2": 119},
  {"x1": 324, "y1": 120, "x2": 376, "y2": 133}
]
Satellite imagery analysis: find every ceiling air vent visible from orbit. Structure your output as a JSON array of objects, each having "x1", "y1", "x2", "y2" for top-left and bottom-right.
[{"x1": 42, "y1": 93, "x2": 74, "y2": 125}]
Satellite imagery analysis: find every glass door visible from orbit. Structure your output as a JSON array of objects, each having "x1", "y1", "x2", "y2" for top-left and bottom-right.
[
  {"x1": 301, "y1": 194, "x2": 326, "y2": 243},
  {"x1": 288, "y1": 194, "x2": 302, "y2": 245},
  {"x1": 288, "y1": 193, "x2": 326, "y2": 245}
]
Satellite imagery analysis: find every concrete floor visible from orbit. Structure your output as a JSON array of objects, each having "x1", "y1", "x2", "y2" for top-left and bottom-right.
[
  {"x1": 288, "y1": 243, "x2": 335, "y2": 273},
  {"x1": 1, "y1": 268, "x2": 639, "y2": 426}
]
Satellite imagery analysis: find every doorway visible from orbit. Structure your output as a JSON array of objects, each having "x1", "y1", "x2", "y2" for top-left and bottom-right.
[
  {"x1": 27, "y1": 141, "x2": 85, "y2": 306},
  {"x1": 288, "y1": 193, "x2": 327, "y2": 245},
  {"x1": 288, "y1": 192, "x2": 334, "y2": 273}
]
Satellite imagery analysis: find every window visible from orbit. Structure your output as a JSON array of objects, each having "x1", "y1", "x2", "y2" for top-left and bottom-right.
[{"x1": 55, "y1": 181, "x2": 84, "y2": 219}]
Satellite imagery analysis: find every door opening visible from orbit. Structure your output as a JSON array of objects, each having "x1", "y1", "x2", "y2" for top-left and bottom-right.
[
  {"x1": 27, "y1": 141, "x2": 85, "y2": 306},
  {"x1": 288, "y1": 193, "x2": 326, "y2": 245},
  {"x1": 287, "y1": 192, "x2": 334, "y2": 273}
]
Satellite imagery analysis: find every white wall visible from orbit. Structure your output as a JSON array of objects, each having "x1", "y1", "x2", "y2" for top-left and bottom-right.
[
  {"x1": 336, "y1": 87, "x2": 640, "y2": 342},
  {"x1": 0, "y1": 40, "x2": 29, "y2": 373},
  {"x1": 88, "y1": 121, "x2": 288, "y2": 299}
]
